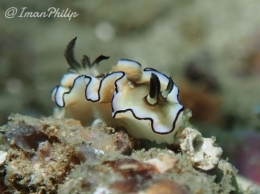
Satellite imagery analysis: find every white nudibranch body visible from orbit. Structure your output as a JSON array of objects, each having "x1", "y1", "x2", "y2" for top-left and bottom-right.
[{"x1": 51, "y1": 37, "x2": 184, "y2": 144}]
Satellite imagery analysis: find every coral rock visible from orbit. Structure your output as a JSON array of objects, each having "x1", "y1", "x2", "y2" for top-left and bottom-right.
[{"x1": 177, "y1": 127, "x2": 223, "y2": 170}]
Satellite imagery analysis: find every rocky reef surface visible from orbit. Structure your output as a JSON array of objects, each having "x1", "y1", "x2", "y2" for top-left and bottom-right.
[{"x1": 0, "y1": 113, "x2": 251, "y2": 194}]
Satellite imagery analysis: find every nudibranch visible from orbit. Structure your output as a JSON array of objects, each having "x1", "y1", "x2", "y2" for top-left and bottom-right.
[{"x1": 51, "y1": 37, "x2": 184, "y2": 144}]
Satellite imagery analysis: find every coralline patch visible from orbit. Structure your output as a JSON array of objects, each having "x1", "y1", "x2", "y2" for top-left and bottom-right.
[{"x1": 0, "y1": 114, "x2": 243, "y2": 194}]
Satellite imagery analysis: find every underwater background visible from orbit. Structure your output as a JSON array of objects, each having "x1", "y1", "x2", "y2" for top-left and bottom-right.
[{"x1": 1, "y1": 0, "x2": 260, "y2": 185}]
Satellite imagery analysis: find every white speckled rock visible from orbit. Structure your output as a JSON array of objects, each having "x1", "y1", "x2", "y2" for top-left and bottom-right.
[{"x1": 178, "y1": 127, "x2": 223, "y2": 170}]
